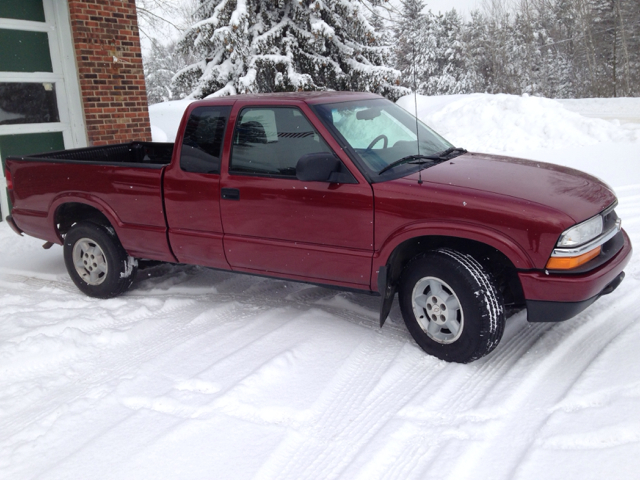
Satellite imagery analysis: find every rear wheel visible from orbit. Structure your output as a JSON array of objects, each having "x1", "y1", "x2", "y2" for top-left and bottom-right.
[
  {"x1": 399, "y1": 249, "x2": 505, "y2": 363},
  {"x1": 64, "y1": 222, "x2": 137, "y2": 298}
]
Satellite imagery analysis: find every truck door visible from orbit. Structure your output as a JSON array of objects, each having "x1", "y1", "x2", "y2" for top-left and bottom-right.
[
  {"x1": 219, "y1": 105, "x2": 374, "y2": 289},
  {"x1": 164, "y1": 104, "x2": 233, "y2": 269}
]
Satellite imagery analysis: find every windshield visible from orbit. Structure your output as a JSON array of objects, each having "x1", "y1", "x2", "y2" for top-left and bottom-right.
[{"x1": 311, "y1": 98, "x2": 454, "y2": 179}]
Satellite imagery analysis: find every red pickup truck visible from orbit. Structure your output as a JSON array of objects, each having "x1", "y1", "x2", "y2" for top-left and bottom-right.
[{"x1": 4, "y1": 91, "x2": 632, "y2": 363}]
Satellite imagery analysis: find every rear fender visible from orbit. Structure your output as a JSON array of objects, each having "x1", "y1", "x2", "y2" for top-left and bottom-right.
[
  {"x1": 50, "y1": 193, "x2": 125, "y2": 243},
  {"x1": 49, "y1": 194, "x2": 176, "y2": 262}
]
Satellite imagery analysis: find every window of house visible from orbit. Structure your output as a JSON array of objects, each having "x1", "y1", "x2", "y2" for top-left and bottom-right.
[
  {"x1": 0, "y1": 29, "x2": 53, "y2": 73},
  {"x1": 0, "y1": 83, "x2": 59, "y2": 125},
  {"x1": 0, "y1": 0, "x2": 46, "y2": 22}
]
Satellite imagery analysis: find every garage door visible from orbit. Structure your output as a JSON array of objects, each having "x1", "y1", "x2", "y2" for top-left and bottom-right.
[{"x1": 0, "y1": 0, "x2": 86, "y2": 220}]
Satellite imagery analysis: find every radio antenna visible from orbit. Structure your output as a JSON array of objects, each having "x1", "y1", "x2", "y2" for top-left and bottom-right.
[{"x1": 412, "y1": 41, "x2": 423, "y2": 184}]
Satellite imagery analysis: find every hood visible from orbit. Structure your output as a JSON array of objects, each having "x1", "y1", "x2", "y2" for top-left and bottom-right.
[
  {"x1": 372, "y1": 152, "x2": 619, "y2": 269},
  {"x1": 416, "y1": 152, "x2": 616, "y2": 223}
]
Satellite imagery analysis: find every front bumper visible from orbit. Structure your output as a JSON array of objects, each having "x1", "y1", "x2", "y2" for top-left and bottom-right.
[
  {"x1": 526, "y1": 271, "x2": 625, "y2": 322},
  {"x1": 519, "y1": 229, "x2": 632, "y2": 322}
]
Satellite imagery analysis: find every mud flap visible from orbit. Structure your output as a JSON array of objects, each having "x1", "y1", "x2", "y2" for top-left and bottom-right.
[{"x1": 378, "y1": 265, "x2": 396, "y2": 328}]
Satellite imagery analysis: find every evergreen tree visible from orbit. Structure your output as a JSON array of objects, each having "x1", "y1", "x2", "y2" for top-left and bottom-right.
[
  {"x1": 624, "y1": 0, "x2": 640, "y2": 95},
  {"x1": 173, "y1": 0, "x2": 406, "y2": 100},
  {"x1": 462, "y1": 10, "x2": 491, "y2": 93},
  {"x1": 144, "y1": 40, "x2": 195, "y2": 104},
  {"x1": 461, "y1": 7, "x2": 519, "y2": 95},
  {"x1": 421, "y1": 10, "x2": 479, "y2": 95},
  {"x1": 587, "y1": 0, "x2": 637, "y2": 97},
  {"x1": 460, "y1": 0, "x2": 640, "y2": 98},
  {"x1": 393, "y1": 0, "x2": 429, "y2": 93}
]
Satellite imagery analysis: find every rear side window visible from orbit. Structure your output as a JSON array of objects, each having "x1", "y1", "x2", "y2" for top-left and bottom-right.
[
  {"x1": 180, "y1": 106, "x2": 231, "y2": 174},
  {"x1": 230, "y1": 107, "x2": 332, "y2": 177}
]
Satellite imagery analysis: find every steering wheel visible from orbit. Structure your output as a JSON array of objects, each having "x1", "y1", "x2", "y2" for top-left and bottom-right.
[{"x1": 366, "y1": 134, "x2": 388, "y2": 150}]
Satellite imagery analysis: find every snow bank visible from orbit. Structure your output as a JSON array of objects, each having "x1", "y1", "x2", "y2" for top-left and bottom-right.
[
  {"x1": 559, "y1": 97, "x2": 640, "y2": 123},
  {"x1": 148, "y1": 99, "x2": 194, "y2": 142},
  {"x1": 397, "y1": 93, "x2": 640, "y2": 154}
]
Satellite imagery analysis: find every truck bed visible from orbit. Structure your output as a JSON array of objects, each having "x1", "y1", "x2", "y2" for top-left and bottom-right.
[
  {"x1": 6, "y1": 142, "x2": 177, "y2": 262},
  {"x1": 16, "y1": 142, "x2": 174, "y2": 166}
]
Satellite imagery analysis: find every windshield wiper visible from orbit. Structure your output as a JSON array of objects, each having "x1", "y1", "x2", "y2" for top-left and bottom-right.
[{"x1": 378, "y1": 147, "x2": 467, "y2": 175}]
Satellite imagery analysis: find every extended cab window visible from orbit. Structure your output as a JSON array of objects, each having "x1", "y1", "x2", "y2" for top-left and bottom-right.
[
  {"x1": 230, "y1": 107, "x2": 333, "y2": 177},
  {"x1": 180, "y1": 106, "x2": 231, "y2": 174}
]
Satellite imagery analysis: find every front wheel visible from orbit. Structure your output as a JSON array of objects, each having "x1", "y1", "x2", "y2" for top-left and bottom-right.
[
  {"x1": 63, "y1": 222, "x2": 137, "y2": 298},
  {"x1": 399, "y1": 249, "x2": 505, "y2": 363}
]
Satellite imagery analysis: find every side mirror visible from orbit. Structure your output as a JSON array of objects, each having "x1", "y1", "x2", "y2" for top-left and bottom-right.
[{"x1": 296, "y1": 152, "x2": 340, "y2": 182}]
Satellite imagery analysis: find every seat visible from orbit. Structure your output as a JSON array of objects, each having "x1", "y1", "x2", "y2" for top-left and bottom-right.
[{"x1": 236, "y1": 121, "x2": 267, "y2": 144}]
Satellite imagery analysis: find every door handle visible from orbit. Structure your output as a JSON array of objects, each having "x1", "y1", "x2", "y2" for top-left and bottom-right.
[{"x1": 221, "y1": 188, "x2": 240, "y2": 200}]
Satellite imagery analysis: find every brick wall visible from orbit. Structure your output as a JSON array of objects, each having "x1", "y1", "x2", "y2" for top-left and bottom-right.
[{"x1": 68, "y1": 0, "x2": 152, "y2": 145}]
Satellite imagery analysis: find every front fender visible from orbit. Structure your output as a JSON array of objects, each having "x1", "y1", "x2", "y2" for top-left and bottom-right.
[{"x1": 371, "y1": 220, "x2": 534, "y2": 291}]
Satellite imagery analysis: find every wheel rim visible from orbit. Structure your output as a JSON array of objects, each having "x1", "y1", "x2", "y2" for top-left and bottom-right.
[
  {"x1": 411, "y1": 276, "x2": 464, "y2": 344},
  {"x1": 72, "y1": 238, "x2": 108, "y2": 286}
]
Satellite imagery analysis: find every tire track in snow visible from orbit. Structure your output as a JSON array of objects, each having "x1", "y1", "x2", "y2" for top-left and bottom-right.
[
  {"x1": 434, "y1": 289, "x2": 639, "y2": 480},
  {"x1": 440, "y1": 319, "x2": 554, "y2": 409},
  {"x1": 115, "y1": 307, "x2": 311, "y2": 425},
  {"x1": 3, "y1": 266, "x2": 551, "y2": 479},
  {"x1": 325, "y1": 317, "x2": 557, "y2": 480},
  {"x1": 0, "y1": 277, "x2": 219, "y2": 385},
  {"x1": 1, "y1": 262, "x2": 368, "y2": 450},
  {"x1": 347, "y1": 288, "x2": 635, "y2": 480},
  {"x1": 306, "y1": 356, "x2": 433, "y2": 480},
  {"x1": 255, "y1": 337, "x2": 397, "y2": 479},
  {"x1": 254, "y1": 338, "x2": 441, "y2": 480},
  {"x1": 396, "y1": 315, "x2": 553, "y2": 424},
  {"x1": 3, "y1": 307, "x2": 309, "y2": 479},
  {"x1": 0, "y1": 299, "x2": 251, "y2": 444}
]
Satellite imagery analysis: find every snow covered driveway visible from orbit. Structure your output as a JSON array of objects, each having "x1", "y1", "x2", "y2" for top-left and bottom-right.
[{"x1": 2, "y1": 95, "x2": 639, "y2": 479}]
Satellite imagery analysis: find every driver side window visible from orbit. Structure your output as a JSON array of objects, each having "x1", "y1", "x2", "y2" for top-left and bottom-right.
[{"x1": 229, "y1": 107, "x2": 333, "y2": 177}]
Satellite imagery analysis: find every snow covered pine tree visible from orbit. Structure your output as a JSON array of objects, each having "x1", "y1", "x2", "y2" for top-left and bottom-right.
[
  {"x1": 394, "y1": 0, "x2": 477, "y2": 96},
  {"x1": 393, "y1": 0, "x2": 429, "y2": 92},
  {"x1": 172, "y1": 0, "x2": 406, "y2": 100},
  {"x1": 144, "y1": 40, "x2": 195, "y2": 104}
]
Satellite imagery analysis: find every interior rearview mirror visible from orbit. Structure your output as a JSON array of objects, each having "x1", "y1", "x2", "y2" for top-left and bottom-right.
[{"x1": 356, "y1": 108, "x2": 381, "y2": 120}]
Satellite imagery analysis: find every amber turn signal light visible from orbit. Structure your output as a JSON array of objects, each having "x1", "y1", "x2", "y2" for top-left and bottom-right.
[{"x1": 546, "y1": 246, "x2": 601, "y2": 270}]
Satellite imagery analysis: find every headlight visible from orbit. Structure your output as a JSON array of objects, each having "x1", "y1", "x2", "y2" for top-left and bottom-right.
[
  {"x1": 546, "y1": 211, "x2": 622, "y2": 270},
  {"x1": 557, "y1": 215, "x2": 603, "y2": 247}
]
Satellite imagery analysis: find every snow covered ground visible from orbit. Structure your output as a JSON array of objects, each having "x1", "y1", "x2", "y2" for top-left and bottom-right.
[
  {"x1": 2, "y1": 94, "x2": 639, "y2": 479},
  {"x1": 559, "y1": 97, "x2": 640, "y2": 125}
]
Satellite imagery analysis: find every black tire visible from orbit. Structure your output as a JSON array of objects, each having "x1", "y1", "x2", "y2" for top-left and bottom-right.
[
  {"x1": 398, "y1": 249, "x2": 505, "y2": 363},
  {"x1": 63, "y1": 222, "x2": 137, "y2": 298}
]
